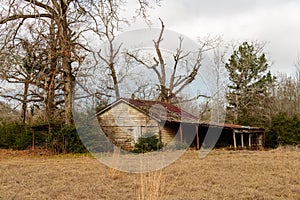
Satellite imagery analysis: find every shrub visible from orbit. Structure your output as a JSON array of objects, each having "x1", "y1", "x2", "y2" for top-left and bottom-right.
[
  {"x1": 265, "y1": 113, "x2": 300, "y2": 148},
  {"x1": 0, "y1": 121, "x2": 32, "y2": 150},
  {"x1": 0, "y1": 121, "x2": 88, "y2": 153},
  {"x1": 133, "y1": 133, "x2": 163, "y2": 153},
  {"x1": 47, "y1": 125, "x2": 87, "y2": 153}
]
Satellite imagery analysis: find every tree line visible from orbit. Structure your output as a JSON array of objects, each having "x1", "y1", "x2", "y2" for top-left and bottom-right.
[{"x1": 0, "y1": 1, "x2": 299, "y2": 152}]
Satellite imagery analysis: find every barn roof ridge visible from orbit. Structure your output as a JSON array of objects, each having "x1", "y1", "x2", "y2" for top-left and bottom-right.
[{"x1": 120, "y1": 98, "x2": 199, "y2": 123}]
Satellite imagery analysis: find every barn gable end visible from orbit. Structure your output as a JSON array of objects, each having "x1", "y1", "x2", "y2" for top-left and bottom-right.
[{"x1": 97, "y1": 100, "x2": 160, "y2": 150}]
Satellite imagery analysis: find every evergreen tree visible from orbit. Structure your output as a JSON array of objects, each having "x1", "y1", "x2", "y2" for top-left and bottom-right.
[
  {"x1": 266, "y1": 112, "x2": 300, "y2": 147},
  {"x1": 225, "y1": 42, "x2": 275, "y2": 125}
]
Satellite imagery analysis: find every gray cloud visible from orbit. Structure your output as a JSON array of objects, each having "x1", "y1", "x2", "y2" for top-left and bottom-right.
[{"x1": 143, "y1": 0, "x2": 300, "y2": 74}]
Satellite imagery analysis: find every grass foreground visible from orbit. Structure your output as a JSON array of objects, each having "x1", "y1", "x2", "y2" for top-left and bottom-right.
[{"x1": 0, "y1": 147, "x2": 299, "y2": 200}]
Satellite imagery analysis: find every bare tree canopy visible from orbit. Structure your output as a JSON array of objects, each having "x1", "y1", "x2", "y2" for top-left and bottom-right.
[
  {"x1": 126, "y1": 19, "x2": 219, "y2": 103},
  {"x1": 0, "y1": 0, "x2": 160, "y2": 124}
]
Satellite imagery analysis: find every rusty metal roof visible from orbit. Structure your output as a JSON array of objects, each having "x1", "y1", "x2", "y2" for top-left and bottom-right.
[
  {"x1": 200, "y1": 121, "x2": 264, "y2": 131},
  {"x1": 124, "y1": 98, "x2": 199, "y2": 123}
]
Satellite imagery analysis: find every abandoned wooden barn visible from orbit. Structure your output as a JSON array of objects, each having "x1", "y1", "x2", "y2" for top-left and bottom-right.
[{"x1": 96, "y1": 98, "x2": 265, "y2": 150}]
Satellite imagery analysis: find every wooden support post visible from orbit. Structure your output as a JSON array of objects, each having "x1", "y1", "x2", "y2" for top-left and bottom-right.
[
  {"x1": 249, "y1": 134, "x2": 252, "y2": 147},
  {"x1": 241, "y1": 133, "x2": 244, "y2": 148},
  {"x1": 179, "y1": 124, "x2": 183, "y2": 144},
  {"x1": 158, "y1": 124, "x2": 162, "y2": 144},
  {"x1": 255, "y1": 133, "x2": 258, "y2": 148},
  {"x1": 195, "y1": 124, "x2": 199, "y2": 150},
  {"x1": 258, "y1": 133, "x2": 263, "y2": 146},
  {"x1": 233, "y1": 130, "x2": 237, "y2": 150},
  {"x1": 262, "y1": 132, "x2": 265, "y2": 149}
]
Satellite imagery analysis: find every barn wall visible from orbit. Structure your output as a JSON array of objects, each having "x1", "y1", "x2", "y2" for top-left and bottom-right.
[{"x1": 98, "y1": 102, "x2": 159, "y2": 150}]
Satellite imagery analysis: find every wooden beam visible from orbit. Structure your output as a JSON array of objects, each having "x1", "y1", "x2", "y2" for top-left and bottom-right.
[
  {"x1": 241, "y1": 133, "x2": 244, "y2": 148},
  {"x1": 249, "y1": 134, "x2": 252, "y2": 147},
  {"x1": 258, "y1": 133, "x2": 263, "y2": 146},
  {"x1": 158, "y1": 123, "x2": 162, "y2": 144},
  {"x1": 195, "y1": 124, "x2": 199, "y2": 150},
  {"x1": 256, "y1": 133, "x2": 258, "y2": 148},
  {"x1": 262, "y1": 132, "x2": 265, "y2": 149},
  {"x1": 233, "y1": 130, "x2": 237, "y2": 150},
  {"x1": 179, "y1": 124, "x2": 183, "y2": 143}
]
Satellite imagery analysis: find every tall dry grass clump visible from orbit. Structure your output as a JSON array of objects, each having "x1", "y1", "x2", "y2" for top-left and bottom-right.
[
  {"x1": 136, "y1": 170, "x2": 166, "y2": 200},
  {"x1": 108, "y1": 146, "x2": 122, "y2": 179}
]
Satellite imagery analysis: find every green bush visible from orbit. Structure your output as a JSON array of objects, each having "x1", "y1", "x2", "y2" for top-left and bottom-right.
[
  {"x1": 47, "y1": 125, "x2": 87, "y2": 153},
  {"x1": 265, "y1": 129, "x2": 278, "y2": 148},
  {"x1": 0, "y1": 121, "x2": 32, "y2": 150},
  {"x1": 133, "y1": 133, "x2": 163, "y2": 153},
  {"x1": 0, "y1": 121, "x2": 87, "y2": 153},
  {"x1": 265, "y1": 113, "x2": 300, "y2": 148}
]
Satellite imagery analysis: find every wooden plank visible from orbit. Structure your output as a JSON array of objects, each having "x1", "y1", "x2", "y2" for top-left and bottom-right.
[
  {"x1": 241, "y1": 133, "x2": 244, "y2": 148},
  {"x1": 233, "y1": 130, "x2": 237, "y2": 150},
  {"x1": 249, "y1": 134, "x2": 252, "y2": 147},
  {"x1": 196, "y1": 124, "x2": 199, "y2": 150},
  {"x1": 180, "y1": 124, "x2": 183, "y2": 143}
]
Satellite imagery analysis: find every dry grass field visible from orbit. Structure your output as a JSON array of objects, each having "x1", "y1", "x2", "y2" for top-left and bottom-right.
[{"x1": 0, "y1": 148, "x2": 299, "y2": 200}]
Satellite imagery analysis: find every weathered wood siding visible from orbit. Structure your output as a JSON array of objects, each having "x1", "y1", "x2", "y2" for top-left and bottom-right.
[{"x1": 98, "y1": 102, "x2": 159, "y2": 150}]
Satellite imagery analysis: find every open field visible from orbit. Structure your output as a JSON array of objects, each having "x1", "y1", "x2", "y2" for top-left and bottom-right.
[{"x1": 0, "y1": 148, "x2": 299, "y2": 200}]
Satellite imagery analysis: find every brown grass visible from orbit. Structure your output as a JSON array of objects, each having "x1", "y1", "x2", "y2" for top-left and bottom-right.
[{"x1": 0, "y1": 148, "x2": 299, "y2": 200}]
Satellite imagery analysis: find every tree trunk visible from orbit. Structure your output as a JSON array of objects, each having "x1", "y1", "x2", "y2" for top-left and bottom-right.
[
  {"x1": 22, "y1": 80, "x2": 29, "y2": 123},
  {"x1": 234, "y1": 92, "x2": 239, "y2": 124},
  {"x1": 45, "y1": 20, "x2": 58, "y2": 122},
  {"x1": 60, "y1": 0, "x2": 74, "y2": 125},
  {"x1": 63, "y1": 62, "x2": 75, "y2": 125},
  {"x1": 45, "y1": 69, "x2": 56, "y2": 122},
  {"x1": 110, "y1": 63, "x2": 120, "y2": 99}
]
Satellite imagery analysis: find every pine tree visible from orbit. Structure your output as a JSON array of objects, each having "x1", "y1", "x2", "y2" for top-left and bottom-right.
[{"x1": 225, "y1": 42, "x2": 274, "y2": 125}]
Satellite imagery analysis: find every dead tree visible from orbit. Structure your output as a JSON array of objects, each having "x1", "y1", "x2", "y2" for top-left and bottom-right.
[{"x1": 127, "y1": 19, "x2": 219, "y2": 103}]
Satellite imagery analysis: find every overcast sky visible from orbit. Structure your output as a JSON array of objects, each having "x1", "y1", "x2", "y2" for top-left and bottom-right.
[{"x1": 125, "y1": 0, "x2": 300, "y2": 75}]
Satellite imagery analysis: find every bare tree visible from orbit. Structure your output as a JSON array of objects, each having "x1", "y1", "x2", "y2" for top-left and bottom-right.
[
  {"x1": 90, "y1": 0, "x2": 128, "y2": 99},
  {"x1": 0, "y1": 0, "x2": 161, "y2": 124},
  {"x1": 80, "y1": 0, "x2": 161, "y2": 101},
  {"x1": 0, "y1": 18, "x2": 66, "y2": 123},
  {"x1": 0, "y1": 40, "x2": 35, "y2": 123},
  {"x1": 0, "y1": 0, "x2": 86, "y2": 124},
  {"x1": 127, "y1": 19, "x2": 219, "y2": 103},
  {"x1": 207, "y1": 41, "x2": 228, "y2": 123},
  {"x1": 271, "y1": 73, "x2": 300, "y2": 119}
]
